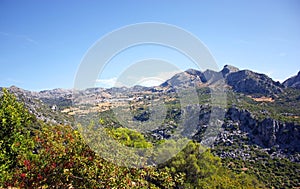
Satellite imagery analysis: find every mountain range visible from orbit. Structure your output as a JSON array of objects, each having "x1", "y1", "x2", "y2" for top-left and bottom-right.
[
  {"x1": 1, "y1": 65, "x2": 300, "y2": 125},
  {"x1": 1, "y1": 65, "x2": 300, "y2": 188},
  {"x1": 4, "y1": 64, "x2": 300, "y2": 99},
  {"x1": 161, "y1": 65, "x2": 288, "y2": 96}
]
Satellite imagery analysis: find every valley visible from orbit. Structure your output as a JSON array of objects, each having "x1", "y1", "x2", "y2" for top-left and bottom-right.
[{"x1": 1, "y1": 65, "x2": 300, "y2": 188}]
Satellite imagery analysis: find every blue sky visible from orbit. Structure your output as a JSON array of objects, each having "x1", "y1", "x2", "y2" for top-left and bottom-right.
[{"x1": 0, "y1": 0, "x2": 299, "y2": 91}]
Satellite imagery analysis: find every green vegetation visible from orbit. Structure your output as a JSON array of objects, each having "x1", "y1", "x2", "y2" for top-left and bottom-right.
[
  {"x1": 107, "y1": 127, "x2": 153, "y2": 148},
  {"x1": 0, "y1": 89, "x2": 180, "y2": 188},
  {"x1": 160, "y1": 141, "x2": 265, "y2": 188},
  {"x1": 0, "y1": 88, "x2": 37, "y2": 183},
  {"x1": 213, "y1": 134, "x2": 300, "y2": 188},
  {"x1": 226, "y1": 90, "x2": 300, "y2": 124},
  {"x1": 0, "y1": 88, "x2": 263, "y2": 188},
  {"x1": 219, "y1": 152, "x2": 300, "y2": 188}
]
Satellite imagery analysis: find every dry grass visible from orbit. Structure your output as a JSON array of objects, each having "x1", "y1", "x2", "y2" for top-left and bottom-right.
[{"x1": 250, "y1": 96, "x2": 274, "y2": 102}]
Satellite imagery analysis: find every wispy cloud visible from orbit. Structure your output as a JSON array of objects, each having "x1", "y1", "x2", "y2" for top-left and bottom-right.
[{"x1": 0, "y1": 31, "x2": 38, "y2": 45}]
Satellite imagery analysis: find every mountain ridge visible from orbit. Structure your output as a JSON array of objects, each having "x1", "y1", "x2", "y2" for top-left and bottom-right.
[
  {"x1": 1, "y1": 65, "x2": 299, "y2": 127},
  {"x1": 1, "y1": 65, "x2": 300, "y2": 188},
  {"x1": 161, "y1": 65, "x2": 290, "y2": 97},
  {"x1": 283, "y1": 71, "x2": 300, "y2": 89},
  {"x1": 2, "y1": 65, "x2": 298, "y2": 93}
]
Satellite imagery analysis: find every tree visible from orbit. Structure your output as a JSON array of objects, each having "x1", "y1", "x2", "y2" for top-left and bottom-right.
[
  {"x1": 0, "y1": 89, "x2": 180, "y2": 188},
  {"x1": 159, "y1": 141, "x2": 265, "y2": 188},
  {"x1": 0, "y1": 88, "x2": 36, "y2": 184}
]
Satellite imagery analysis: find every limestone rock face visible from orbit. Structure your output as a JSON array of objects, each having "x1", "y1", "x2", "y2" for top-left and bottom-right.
[
  {"x1": 283, "y1": 71, "x2": 300, "y2": 89},
  {"x1": 226, "y1": 70, "x2": 284, "y2": 96},
  {"x1": 160, "y1": 65, "x2": 285, "y2": 97},
  {"x1": 225, "y1": 107, "x2": 300, "y2": 152},
  {"x1": 221, "y1": 65, "x2": 239, "y2": 77}
]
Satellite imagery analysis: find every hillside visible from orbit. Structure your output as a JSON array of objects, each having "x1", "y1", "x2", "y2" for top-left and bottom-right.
[
  {"x1": 1, "y1": 65, "x2": 300, "y2": 188},
  {"x1": 283, "y1": 71, "x2": 300, "y2": 89},
  {"x1": 161, "y1": 65, "x2": 284, "y2": 97}
]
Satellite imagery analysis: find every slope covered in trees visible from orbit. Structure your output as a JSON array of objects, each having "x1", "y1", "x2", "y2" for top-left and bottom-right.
[{"x1": 0, "y1": 89, "x2": 263, "y2": 188}]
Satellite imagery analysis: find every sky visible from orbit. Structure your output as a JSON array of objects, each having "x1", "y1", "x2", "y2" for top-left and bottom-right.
[{"x1": 0, "y1": 0, "x2": 299, "y2": 91}]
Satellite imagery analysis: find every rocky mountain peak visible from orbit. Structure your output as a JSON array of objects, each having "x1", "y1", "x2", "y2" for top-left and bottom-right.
[
  {"x1": 203, "y1": 69, "x2": 223, "y2": 83},
  {"x1": 226, "y1": 70, "x2": 284, "y2": 96},
  {"x1": 221, "y1": 65, "x2": 239, "y2": 76},
  {"x1": 161, "y1": 65, "x2": 284, "y2": 96},
  {"x1": 9, "y1": 85, "x2": 25, "y2": 92},
  {"x1": 185, "y1": 68, "x2": 203, "y2": 76},
  {"x1": 7, "y1": 85, "x2": 34, "y2": 97},
  {"x1": 283, "y1": 70, "x2": 300, "y2": 89}
]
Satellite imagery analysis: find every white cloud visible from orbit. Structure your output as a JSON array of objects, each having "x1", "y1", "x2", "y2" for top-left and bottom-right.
[
  {"x1": 95, "y1": 77, "x2": 118, "y2": 88},
  {"x1": 95, "y1": 70, "x2": 181, "y2": 88},
  {"x1": 126, "y1": 70, "x2": 181, "y2": 87},
  {"x1": 135, "y1": 77, "x2": 165, "y2": 87}
]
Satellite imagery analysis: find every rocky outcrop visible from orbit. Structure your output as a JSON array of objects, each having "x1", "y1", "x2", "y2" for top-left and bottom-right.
[
  {"x1": 161, "y1": 65, "x2": 284, "y2": 97},
  {"x1": 2, "y1": 68, "x2": 299, "y2": 163},
  {"x1": 4, "y1": 86, "x2": 72, "y2": 125},
  {"x1": 221, "y1": 65, "x2": 239, "y2": 77},
  {"x1": 226, "y1": 70, "x2": 284, "y2": 96},
  {"x1": 283, "y1": 71, "x2": 300, "y2": 89},
  {"x1": 225, "y1": 107, "x2": 300, "y2": 152},
  {"x1": 160, "y1": 69, "x2": 205, "y2": 88}
]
